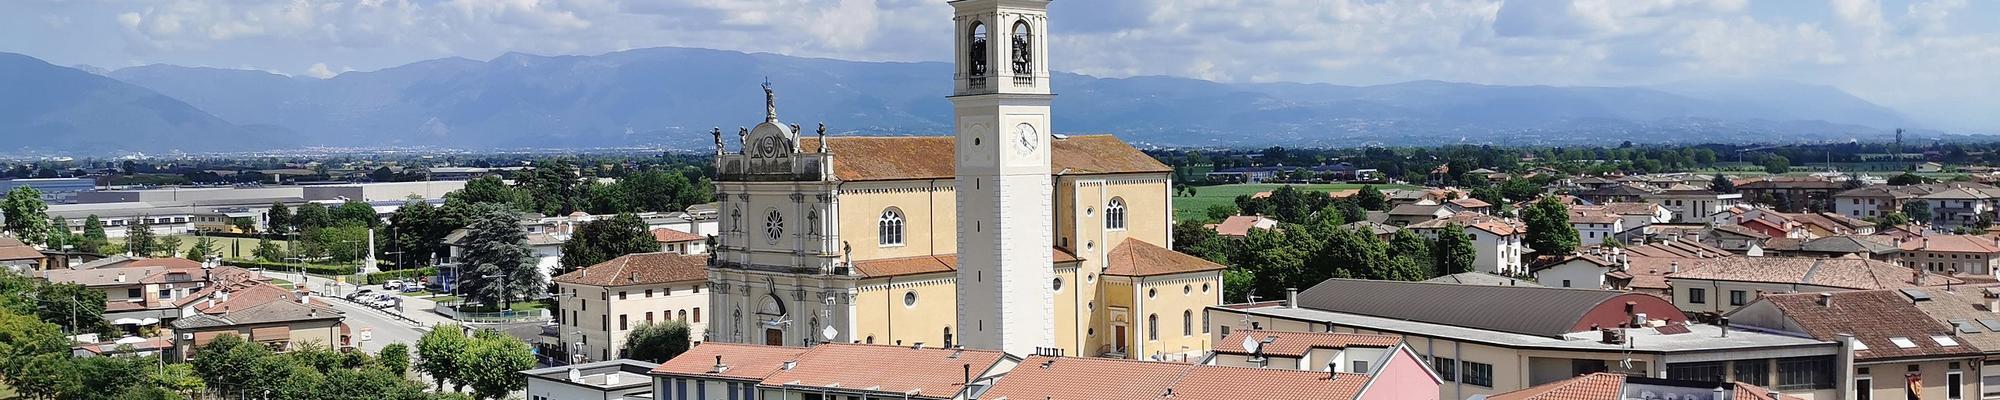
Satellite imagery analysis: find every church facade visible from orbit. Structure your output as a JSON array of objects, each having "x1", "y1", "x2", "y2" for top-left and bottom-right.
[{"x1": 704, "y1": 0, "x2": 1224, "y2": 360}]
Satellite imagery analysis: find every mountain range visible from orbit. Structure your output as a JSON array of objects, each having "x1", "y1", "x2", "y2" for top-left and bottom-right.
[{"x1": 0, "y1": 47, "x2": 1927, "y2": 154}]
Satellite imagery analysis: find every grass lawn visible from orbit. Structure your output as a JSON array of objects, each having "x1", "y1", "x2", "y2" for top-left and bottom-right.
[
  {"x1": 454, "y1": 300, "x2": 545, "y2": 313},
  {"x1": 111, "y1": 235, "x2": 287, "y2": 258},
  {"x1": 1175, "y1": 183, "x2": 1412, "y2": 223},
  {"x1": 267, "y1": 278, "x2": 293, "y2": 289}
]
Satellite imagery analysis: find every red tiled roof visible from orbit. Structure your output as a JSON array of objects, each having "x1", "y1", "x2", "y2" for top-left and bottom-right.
[
  {"x1": 1671, "y1": 257, "x2": 1962, "y2": 290},
  {"x1": 1169, "y1": 365, "x2": 1369, "y2": 400},
  {"x1": 651, "y1": 228, "x2": 705, "y2": 243},
  {"x1": 552, "y1": 252, "x2": 708, "y2": 287},
  {"x1": 758, "y1": 343, "x2": 1007, "y2": 398},
  {"x1": 649, "y1": 342, "x2": 808, "y2": 382},
  {"x1": 1103, "y1": 238, "x2": 1226, "y2": 277},
  {"x1": 1211, "y1": 215, "x2": 1273, "y2": 237},
  {"x1": 1753, "y1": 290, "x2": 1980, "y2": 361},
  {"x1": 1407, "y1": 212, "x2": 1523, "y2": 236},
  {"x1": 849, "y1": 248, "x2": 1081, "y2": 278},
  {"x1": 980, "y1": 356, "x2": 1189, "y2": 400},
  {"x1": 1901, "y1": 235, "x2": 2000, "y2": 253},
  {"x1": 1214, "y1": 330, "x2": 1401, "y2": 357},
  {"x1": 797, "y1": 135, "x2": 1170, "y2": 181},
  {"x1": 1489, "y1": 373, "x2": 1804, "y2": 400},
  {"x1": 0, "y1": 240, "x2": 41, "y2": 261}
]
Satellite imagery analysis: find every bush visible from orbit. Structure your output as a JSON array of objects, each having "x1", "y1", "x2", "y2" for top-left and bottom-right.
[
  {"x1": 365, "y1": 267, "x2": 438, "y2": 285},
  {"x1": 224, "y1": 259, "x2": 358, "y2": 276}
]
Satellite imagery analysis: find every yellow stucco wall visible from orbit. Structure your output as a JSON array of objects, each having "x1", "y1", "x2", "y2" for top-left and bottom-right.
[
  {"x1": 852, "y1": 273, "x2": 959, "y2": 347},
  {"x1": 836, "y1": 181, "x2": 957, "y2": 260}
]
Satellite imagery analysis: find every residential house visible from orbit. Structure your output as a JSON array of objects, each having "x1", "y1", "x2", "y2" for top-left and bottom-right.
[
  {"x1": 521, "y1": 359, "x2": 660, "y2": 400},
  {"x1": 1206, "y1": 215, "x2": 1280, "y2": 238},
  {"x1": 40, "y1": 257, "x2": 261, "y2": 331},
  {"x1": 1735, "y1": 178, "x2": 1847, "y2": 213},
  {"x1": 1760, "y1": 236, "x2": 1901, "y2": 260},
  {"x1": 1530, "y1": 251, "x2": 1623, "y2": 290},
  {"x1": 1585, "y1": 202, "x2": 1674, "y2": 232},
  {"x1": 1667, "y1": 257, "x2": 1962, "y2": 317},
  {"x1": 1386, "y1": 204, "x2": 1454, "y2": 227},
  {"x1": 1704, "y1": 224, "x2": 1772, "y2": 256},
  {"x1": 1575, "y1": 183, "x2": 1659, "y2": 205},
  {"x1": 1895, "y1": 235, "x2": 2000, "y2": 276},
  {"x1": 0, "y1": 236, "x2": 42, "y2": 272},
  {"x1": 1423, "y1": 272, "x2": 1542, "y2": 287},
  {"x1": 1727, "y1": 289, "x2": 1979, "y2": 400},
  {"x1": 1484, "y1": 373, "x2": 1802, "y2": 400},
  {"x1": 1445, "y1": 198, "x2": 1495, "y2": 215},
  {"x1": 1208, "y1": 279, "x2": 1842, "y2": 400},
  {"x1": 1833, "y1": 185, "x2": 1937, "y2": 219},
  {"x1": 1906, "y1": 285, "x2": 2000, "y2": 400},
  {"x1": 1344, "y1": 221, "x2": 1402, "y2": 241},
  {"x1": 1408, "y1": 213, "x2": 1528, "y2": 275},
  {"x1": 1567, "y1": 207, "x2": 1624, "y2": 246},
  {"x1": 1920, "y1": 186, "x2": 2000, "y2": 230},
  {"x1": 1785, "y1": 212, "x2": 1874, "y2": 237},
  {"x1": 651, "y1": 228, "x2": 707, "y2": 255},
  {"x1": 1646, "y1": 188, "x2": 1745, "y2": 225},
  {"x1": 168, "y1": 281, "x2": 346, "y2": 361},
  {"x1": 553, "y1": 252, "x2": 710, "y2": 364},
  {"x1": 443, "y1": 228, "x2": 567, "y2": 284}
]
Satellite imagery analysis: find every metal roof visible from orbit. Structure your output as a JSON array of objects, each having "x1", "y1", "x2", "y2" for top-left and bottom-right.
[{"x1": 1294, "y1": 279, "x2": 1648, "y2": 338}]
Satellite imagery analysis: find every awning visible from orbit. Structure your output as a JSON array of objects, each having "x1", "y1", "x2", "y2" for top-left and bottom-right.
[{"x1": 251, "y1": 326, "x2": 290, "y2": 342}]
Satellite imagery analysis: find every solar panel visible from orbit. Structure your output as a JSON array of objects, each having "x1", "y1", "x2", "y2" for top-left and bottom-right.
[
  {"x1": 1900, "y1": 288, "x2": 1932, "y2": 301},
  {"x1": 1981, "y1": 319, "x2": 2000, "y2": 332}
]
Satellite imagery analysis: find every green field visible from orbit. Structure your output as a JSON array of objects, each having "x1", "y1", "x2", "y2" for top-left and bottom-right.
[
  {"x1": 1174, "y1": 183, "x2": 1412, "y2": 222},
  {"x1": 111, "y1": 235, "x2": 287, "y2": 258}
]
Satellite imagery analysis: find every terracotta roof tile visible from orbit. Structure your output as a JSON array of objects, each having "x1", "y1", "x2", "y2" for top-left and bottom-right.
[
  {"x1": 552, "y1": 252, "x2": 708, "y2": 287},
  {"x1": 649, "y1": 342, "x2": 809, "y2": 382},
  {"x1": 1103, "y1": 238, "x2": 1226, "y2": 277},
  {"x1": 758, "y1": 343, "x2": 1007, "y2": 398},
  {"x1": 1901, "y1": 235, "x2": 2000, "y2": 253},
  {"x1": 651, "y1": 228, "x2": 706, "y2": 243},
  {"x1": 0, "y1": 241, "x2": 41, "y2": 261},
  {"x1": 1214, "y1": 330, "x2": 1401, "y2": 357},
  {"x1": 848, "y1": 248, "x2": 1082, "y2": 278},
  {"x1": 1169, "y1": 365, "x2": 1369, "y2": 400},
  {"x1": 1672, "y1": 257, "x2": 1961, "y2": 290},
  {"x1": 980, "y1": 356, "x2": 1189, "y2": 400},
  {"x1": 1750, "y1": 290, "x2": 1981, "y2": 361},
  {"x1": 797, "y1": 135, "x2": 1169, "y2": 181},
  {"x1": 1487, "y1": 372, "x2": 1625, "y2": 400},
  {"x1": 1407, "y1": 213, "x2": 1523, "y2": 236},
  {"x1": 1211, "y1": 215, "x2": 1275, "y2": 237}
]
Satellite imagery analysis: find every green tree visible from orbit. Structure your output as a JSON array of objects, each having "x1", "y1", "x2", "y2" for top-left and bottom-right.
[
  {"x1": 152, "y1": 363, "x2": 206, "y2": 399},
  {"x1": 461, "y1": 330, "x2": 535, "y2": 399},
  {"x1": 2, "y1": 186, "x2": 52, "y2": 246},
  {"x1": 388, "y1": 199, "x2": 451, "y2": 269},
  {"x1": 1355, "y1": 185, "x2": 1387, "y2": 211},
  {"x1": 80, "y1": 215, "x2": 107, "y2": 253},
  {"x1": 459, "y1": 204, "x2": 543, "y2": 308},
  {"x1": 558, "y1": 213, "x2": 658, "y2": 276},
  {"x1": 44, "y1": 215, "x2": 72, "y2": 251},
  {"x1": 379, "y1": 343, "x2": 412, "y2": 377},
  {"x1": 1432, "y1": 224, "x2": 1479, "y2": 276},
  {"x1": 266, "y1": 202, "x2": 294, "y2": 235},
  {"x1": 415, "y1": 326, "x2": 469, "y2": 391},
  {"x1": 186, "y1": 235, "x2": 220, "y2": 260},
  {"x1": 124, "y1": 216, "x2": 155, "y2": 257},
  {"x1": 334, "y1": 200, "x2": 380, "y2": 228},
  {"x1": 1201, "y1": 204, "x2": 1236, "y2": 222},
  {"x1": 524, "y1": 160, "x2": 583, "y2": 216},
  {"x1": 36, "y1": 280, "x2": 113, "y2": 336},
  {"x1": 1709, "y1": 174, "x2": 1736, "y2": 194},
  {"x1": 0, "y1": 310, "x2": 72, "y2": 399},
  {"x1": 1888, "y1": 173, "x2": 1926, "y2": 186},
  {"x1": 1875, "y1": 212, "x2": 1911, "y2": 231},
  {"x1": 156, "y1": 235, "x2": 183, "y2": 258},
  {"x1": 310, "y1": 225, "x2": 372, "y2": 262},
  {"x1": 1903, "y1": 201, "x2": 1933, "y2": 223},
  {"x1": 621, "y1": 320, "x2": 693, "y2": 363},
  {"x1": 254, "y1": 236, "x2": 287, "y2": 262},
  {"x1": 1762, "y1": 155, "x2": 1791, "y2": 175},
  {"x1": 619, "y1": 169, "x2": 705, "y2": 213},
  {"x1": 230, "y1": 217, "x2": 257, "y2": 233},
  {"x1": 1221, "y1": 269, "x2": 1256, "y2": 304},
  {"x1": 1521, "y1": 197, "x2": 1580, "y2": 256},
  {"x1": 293, "y1": 202, "x2": 333, "y2": 233},
  {"x1": 1388, "y1": 229, "x2": 1434, "y2": 277},
  {"x1": 582, "y1": 180, "x2": 631, "y2": 214}
]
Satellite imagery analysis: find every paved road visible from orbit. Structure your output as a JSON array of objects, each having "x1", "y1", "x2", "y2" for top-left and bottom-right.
[{"x1": 319, "y1": 294, "x2": 428, "y2": 352}]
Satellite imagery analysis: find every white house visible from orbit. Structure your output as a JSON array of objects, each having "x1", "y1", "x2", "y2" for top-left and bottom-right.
[
  {"x1": 1408, "y1": 213, "x2": 1528, "y2": 276},
  {"x1": 552, "y1": 252, "x2": 710, "y2": 364},
  {"x1": 1567, "y1": 208, "x2": 1624, "y2": 246},
  {"x1": 1643, "y1": 188, "x2": 1743, "y2": 224}
]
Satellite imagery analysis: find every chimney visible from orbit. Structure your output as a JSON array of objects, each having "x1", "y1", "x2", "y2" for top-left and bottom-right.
[
  {"x1": 964, "y1": 364, "x2": 971, "y2": 386},
  {"x1": 714, "y1": 355, "x2": 727, "y2": 372},
  {"x1": 1719, "y1": 317, "x2": 1730, "y2": 338},
  {"x1": 1818, "y1": 292, "x2": 1834, "y2": 307},
  {"x1": 1286, "y1": 288, "x2": 1299, "y2": 309},
  {"x1": 115, "y1": 273, "x2": 125, "y2": 283},
  {"x1": 1328, "y1": 361, "x2": 1338, "y2": 379},
  {"x1": 1712, "y1": 386, "x2": 1726, "y2": 400},
  {"x1": 1670, "y1": 262, "x2": 1679, "y2": 274}
]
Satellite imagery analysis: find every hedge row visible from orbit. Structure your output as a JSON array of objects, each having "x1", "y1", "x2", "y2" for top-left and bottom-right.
[
  {"x1": 224, "y1": 259, "x2": 358, "y2": 276},
  {"x1": 364, "y1": 268, "x2": 438, "y2": 285}
]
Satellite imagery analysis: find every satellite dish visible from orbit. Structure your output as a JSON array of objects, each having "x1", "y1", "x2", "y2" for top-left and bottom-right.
[
  {"x1": 822, "y1": 325, "x2": 839, "y2": 341},
  {"x1": 1241, "y1": 336, "x2": 1259, "y2": 352}
]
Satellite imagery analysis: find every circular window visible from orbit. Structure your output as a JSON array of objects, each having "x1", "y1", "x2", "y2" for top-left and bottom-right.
[
  {"x1": 1087, "y1": 301, "x2": 1094, "y2": 310},
  {"x1": 1147, "y1": 288, "x2": 1157, "y2": 298},
  {"x1": 1052, "y1": 277, "x2": 1064, "y2": 292},
  {"x1": 1087, "y1": 328, "x2": 1096, "y2": 337},
  {"x1": 1183, "y1": 284, "x2": 1192, "y2": 295},
  {"x1": 1085, "y1": 207, "x2": 1094, "y2": 216},
  {"x1": 973, "y1": 137, "x2": 981, "y2": 146},
  {"x1": 764, "y1": 209, "x2": 785, "y2": 244},
  {"x1": 1202, "y1": 283, "x2": 1211, "y2": 293},
  {"x1": 1085, "y1": 241, "x2": 1095, "y2": 251},
  {"x1": 1087, "y1": 273, "x2": 1095, "y2": 283},
  {"x1": 903, "y1": 291, "x2": 918, "y2": 307}
]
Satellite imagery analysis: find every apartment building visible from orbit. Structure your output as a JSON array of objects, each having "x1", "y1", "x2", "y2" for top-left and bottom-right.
[{"x1": 553, "y1": 252, "x2": 710, "y2": 364}]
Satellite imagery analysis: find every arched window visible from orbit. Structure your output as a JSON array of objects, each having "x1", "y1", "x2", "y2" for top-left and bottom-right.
[
  {"x1": 968, "y1": 22, "x2": 989, "y2": 78},
  {"x1": 1183, "y1": 310, "x2": 1193, "y2": 336},
  {"x1": 1106, "y1": 197, "x2": 1127, "y2": 230},
  {"x1": 1010, "y1": 20, "x2": 1032, "y2": 75},
  {"x1": 879, "y1": 208, "x2": 905, "y2": 246},
  {"x1": 1148, "y1": 314, "x2": 1159, "y2": 341},
  {"x1": 677, "y1": 310, "x2": 687, "y2": 321}
]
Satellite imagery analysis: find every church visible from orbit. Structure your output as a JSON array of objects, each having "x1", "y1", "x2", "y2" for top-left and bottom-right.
[{"x1": 705, "y1": 0, "x2": 1224, "y2": 361}]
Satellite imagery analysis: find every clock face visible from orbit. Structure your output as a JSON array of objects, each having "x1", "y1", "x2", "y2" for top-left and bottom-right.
[
  {"x1": 764, "y1": 210, "x2": 784, "y2": 243},
  {"x1": 1014, "y1": 123, "x2": 1039, "y2": 154}
]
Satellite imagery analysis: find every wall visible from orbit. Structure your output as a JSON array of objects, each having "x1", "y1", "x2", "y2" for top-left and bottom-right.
[
  {"x1": 852, "y1": 273, "x2": 958, "y2": 347},
  {"x1": 1856, "y1": 359, "x2": 1977, "y2": 400},
  {"x1": 1535, "y1": 260, "x2": 1609, "y2": 289},
  {"x1": 1357, "y1": 347, "x2": 1443, "y2": 400}
]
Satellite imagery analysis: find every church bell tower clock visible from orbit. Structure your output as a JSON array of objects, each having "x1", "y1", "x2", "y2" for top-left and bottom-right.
[{"x1": 950, "y1": 0, "x2": 1056, "y2": 357}]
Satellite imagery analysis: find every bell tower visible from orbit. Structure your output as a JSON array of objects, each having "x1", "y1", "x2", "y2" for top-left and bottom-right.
[{"x1": 949, "y1": 0, "x2": 1055, "y2": 356}]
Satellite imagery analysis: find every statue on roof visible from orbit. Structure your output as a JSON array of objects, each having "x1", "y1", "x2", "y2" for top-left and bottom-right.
[
  {"x1": 712, "y1": 127, "x2": 724, "y2": 156},
  {"x1": 763, "y1": 79, "x2": 777, "y2": 122},
  {"x1": 817, "y1": 123, "x2": 828, "y2": 153},
  {"x1": 738, "y1": 127, "x2": 749, "y2": 155}
]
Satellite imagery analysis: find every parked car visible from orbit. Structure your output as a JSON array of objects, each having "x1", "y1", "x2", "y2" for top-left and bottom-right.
[
  {"x1": 399, "y1": 285, "x2": 423, "y2": 293},
  {"x1": 370, "y1": 295, "x2": 401, "y2": 309},
  {"x1": 345, "y1": 289, "x2": 375, "y2": 301},
  {"x1": 383, "y1": 280, "x2": 405, "y2": 290}
]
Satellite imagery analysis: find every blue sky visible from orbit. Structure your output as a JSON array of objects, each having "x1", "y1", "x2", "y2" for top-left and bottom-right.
[{"x1": 4, "y1": 0, "x2": 1998, "y2": 131}]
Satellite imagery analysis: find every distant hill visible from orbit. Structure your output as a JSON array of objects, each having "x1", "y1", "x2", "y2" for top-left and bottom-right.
[
  {"x1": 6, "y1": 47, "x2": 1930, "y2": 153},
  {"x1": 0, "y1": 52, "x2": 287, "y2": 154}
]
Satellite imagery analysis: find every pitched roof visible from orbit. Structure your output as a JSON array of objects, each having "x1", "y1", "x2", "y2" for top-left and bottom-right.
[
  {"x1": 980, "y1": 356, "x2": 1190, "y2": 400},
  {"x1": 1342, "y1": 221, "x2": 1400, "y2": 236},
  {"x1": 649, "y1": 342, "x2": 809, "y2": 382},
  {"x1": 1169, "y1": 365, "x2": 1369, "y2": 400},
  {"x1": 1749, "y1": 290, "x2": 1980, "y2": 361},
  {"x1": 1214, "y1": 330, "x2": 1401, "y2": 357},
  {"x1": 1210, "y1": 215, "x2": 1276, "y2": 237},
  {"x1": 1907, "y1": 285, "x2": 2000, "y2": 352},
  {"x1": 1422, "y1": 271, "x2": 1543, "y2": 287},
  {"x1": 1797, "y1": 235, "x2": 1900, "y2": 255},
  {"x1": 1448, "y1": 197, "x2": 1492, "y2": 208},
  {"x1": 1407, "y1": 212, "x2": 1523, "y2": 236},
  {"x1": 1489, "y1": 373, "x2": 1803, "y2": 400},
  {"x1": 1902, "y1": 235, "x2": 2000, "y2": 253},
  {"x1": 174, "y1": 281, "x2": 341, "y2": 329},
  {"x1": 848, "y1": 248, "x2": 1082, "y2": 278},
  {"x1": 0, "y1": 238, "x2": 41, "y2": 261},
  {"x1": 796, "y1": 135, "x2": 1170, "y2": 181},
  {"x1": 552, "y1": 252, "x2": 708, "y2": 287},
  {"x1": 651, "y1": 228, "x2": 705, "y2": 243},
  {"x1": 1386, "y1": 203, "x2": 1447, "y2": 216},
  {"x1": 757, "y1": 343, "x2": 1008, "y2": 398},
  {"x1": 1103, "y1": 238, "x2": 1226, "y2": 277},
  {"x1": 1294, "y1": 279, "x2": 1679, "y2": 338},
  {"x1": 1671, "y1": 257, "x2": 1961, "y2": 290}
]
